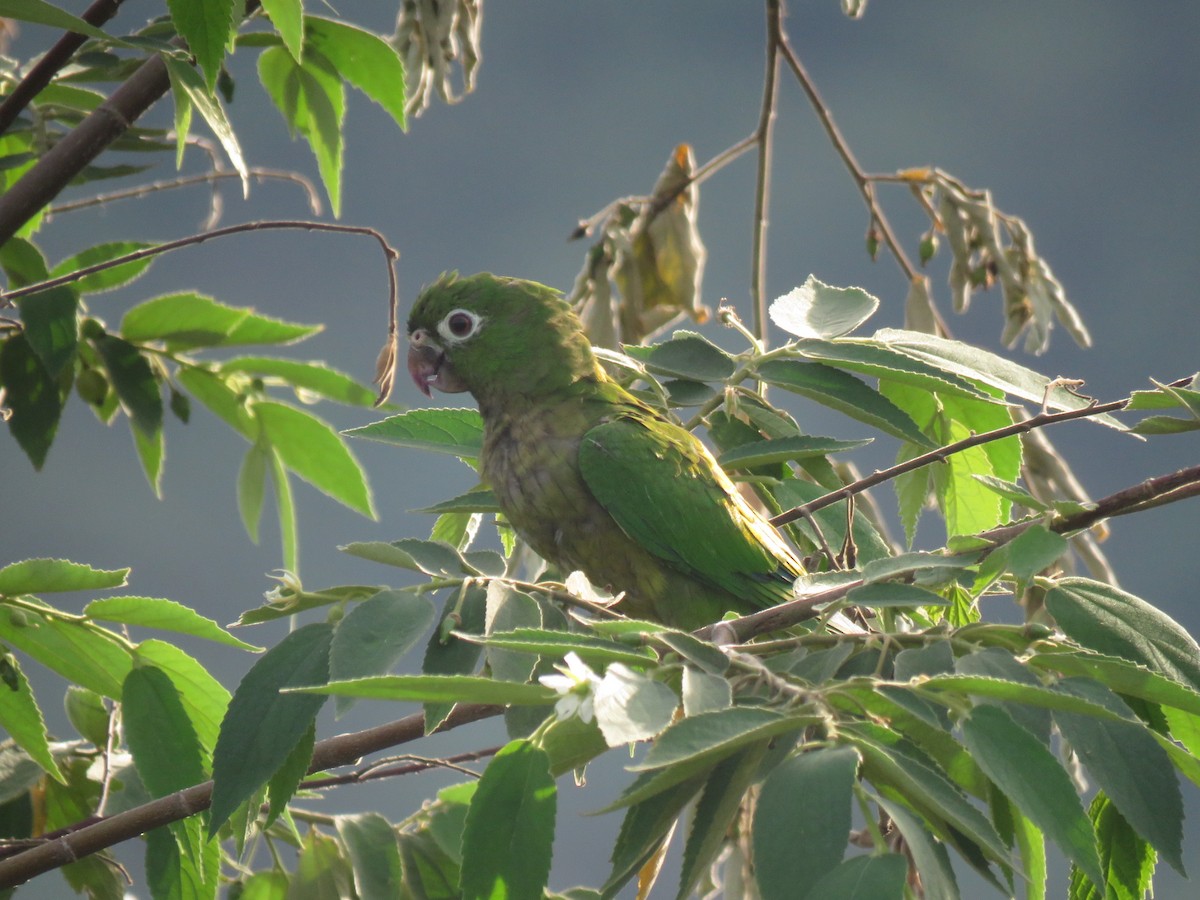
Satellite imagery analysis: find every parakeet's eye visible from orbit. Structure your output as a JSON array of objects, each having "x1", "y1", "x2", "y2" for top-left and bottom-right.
[{"x1": 438, "y1": 309, "x2": 483, "y2": 343}]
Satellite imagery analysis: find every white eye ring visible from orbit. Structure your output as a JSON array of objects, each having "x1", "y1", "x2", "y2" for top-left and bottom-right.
[{"x1": 437, "y1": 308, "x2": 484, "y2": 343}]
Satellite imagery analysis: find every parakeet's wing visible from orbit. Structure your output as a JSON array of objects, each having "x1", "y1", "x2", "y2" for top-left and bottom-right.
[{"x1": 578, "y1": 413, "x2": 799, "y2": 608}]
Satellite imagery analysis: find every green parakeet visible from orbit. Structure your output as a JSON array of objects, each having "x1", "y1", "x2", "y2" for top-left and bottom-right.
[{"x1": 407, "y1": 272, "x2": 805, "y2": 630}]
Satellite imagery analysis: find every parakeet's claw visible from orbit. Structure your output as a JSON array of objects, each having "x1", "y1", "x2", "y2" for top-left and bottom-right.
[{"x1": 407, "y1": 329, "x2": 467, "y2": 395}]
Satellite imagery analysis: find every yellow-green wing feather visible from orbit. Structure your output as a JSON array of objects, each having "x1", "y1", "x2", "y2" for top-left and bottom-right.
[{"x1": 578, "y1": 414, "x2": 800, "y2": 609}]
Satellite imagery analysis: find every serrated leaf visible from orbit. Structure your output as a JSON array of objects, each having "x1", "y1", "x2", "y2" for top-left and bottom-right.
[
  {"x1": 753, "y1": 746, "x2": 857, "y2": 900},
  {"x1": 1128, "y1": 413, "x2": 1200, "y2": 435},
  {"x1": 0, "y1": 0, "x2": 113, "y2": 39},
  {"x1": 255, "y1": 400, "x2": 374, "y2": 517},
  {"x1": 1007, "y1": 525, "x2": 1068, "y2": 582},
  {"x1": 15, "y1": 286, "x2": 76, "y2": 377},
  {"x1": 220, "y1": 355, "x2": 377, "y2": 406},
  {"x1": 122, "y1": 666, "x2": 207, "y2": 797},
  {"x1": 269, "y1": 447, "x2": 299, "y2": 573},
  {"x1": 875, "y1": 796, "x2": 959, "y2": 900},
  {"x1": 678, "y1": 743, "x2": 769, "y2": 900},
  {"x1": 1045, "y1": 578, "x2": 1200, "y2": 691},
  {"x1": 131, "y1": 415, "x2": 164, "y2": 497},
  {"x1": 175, "y1": 366, "x2": 254, "y2": 437},
  {"x1": 758, "y1": 359, "x2": 934, "y2": 447},
  {"x1": 166, "y1": 0, "x2": 236, "y2": 87},
  {"x1": 49, "y1": 241, "x2": 156, "y2": 294},
  {"x1": 293, "y1": 829, "x2": 355, "y2": 898},
  {"x1": 971, "y1": 474, "x2": 1047, "y2": 511},
  {"x1": 954, "y1": 647, "x2": 1051, "y2": 744},
  {"x1": 261, "y1": 0, "x2": 302, "y2": 59},
  {"x1": 624, "y1": 332, "x2": 735, "y2": 381},
  {"x1": 163, "y1": 55, "x2": 248, "y2": 193},
  {"x1": 259, "y1": 45, "x2": 345, "y2": 215},
  {"x1": 122, "y1": 292, "x2": 320, "y2": 349},
  {"x1": 0, "y1": 557, "x2": 128, "y2": 594},
  {"x1": 459, "y1": 629, "x2": 655, "y2": 668},
  {"x1": 266, "y1": 718, "x2": 313, "y2": 826},
  {"x1": 0, "y1": 655, "x2": 63, "y2": 782},
  {"x1": 605, "y1": 775, "x2": 702, "y2": 898},
  {"x1": 795, "y1": 337, "x2": 993, "y2": 400},
  {"x1": 1052, "y1": 678, "x2": 1184, "y2": 874},
  {"x1": 770, "y1": 276, "x2": 879, "y2": 339},
  {"x1": 306, "y1": 16, "x2": 407, "y2": 130},
  {"x1": 94, "y1": 334, "x2": 162, "y2": 436},
  {"x1": 485, "y1": 584, "x2": 542, "y2": 685},
  {"x1": 717, "y1": 435, "x2": 870, "y2": 470},
  {"x1": 681, "y1": 666, "x2": 731, "y2": 717},
  {"x1": 630, "y1": 707, "x2": 808, "y2": 772},
  {"x1": 85, "y1": 595, "x2": 260, "y2": 650},
  {"x1": 1068, "y1": 793, "x2": 1156, "y2": 900},
  {"x1": 337, "y1": 812, "x2": 404, "y2": 900},
  {"x1": 341, "y1": 538, "x2": 468, "y2": 576},
  {"x1": 209, "y1": 623, "x2": 332, "y2": 834},
  {"x1": 0, "y1": 603, "x2": 132, "y2": 697},
  {"x1": 329, "y1": 590, "x2": 436, "y2": 716},
  {"x1": 413, "y1": 488, "x2": 500, "y2": 516},
  {"x1": 460, "y1": 740, "x2": 555, "y2": 900},
  {"x1": 847, "y1": 582, "x2": 950, "y2": 609},
  {"x1": 0, "y1": 333, "x2": 64, "y2": 468},
  {"x1": 422, "y1": 585, "x2": 487, "y2": 732},
  {"x1": 1027, "y1": 651, "x2": 1200, "y2": 718},
  {"x1": 960, "y1": 705, "x2": 1102, "y2": 891},
  {"x1": 135, "y1": 639, "x2": 230, "y2": 760},
  {"x1": 345, "y1": 407, "x2": 484, "y2": 459}
]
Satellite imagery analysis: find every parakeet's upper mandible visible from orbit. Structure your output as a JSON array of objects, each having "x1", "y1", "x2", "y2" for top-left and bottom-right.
[{"x1": 407, "y1": 272, "x2": 804, "y2": 630}]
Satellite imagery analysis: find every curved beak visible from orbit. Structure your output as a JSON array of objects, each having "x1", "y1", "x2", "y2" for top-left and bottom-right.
[{"x1": 407, "y1": 330, "x2": 468, "y2": 396}]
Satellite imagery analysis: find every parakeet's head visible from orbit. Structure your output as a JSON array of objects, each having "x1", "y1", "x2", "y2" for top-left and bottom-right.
[{"x1": 407, "y1": 273, "x2": 601, "y2": 407}]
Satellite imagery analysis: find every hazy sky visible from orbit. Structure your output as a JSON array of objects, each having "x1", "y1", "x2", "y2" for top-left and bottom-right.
[{"x1": 6, "y1": 3, "x2": 1199, "y2": 896}]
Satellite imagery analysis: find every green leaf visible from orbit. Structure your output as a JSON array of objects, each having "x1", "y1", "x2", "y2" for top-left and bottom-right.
[
  {"x1": 422, "y1": 585, "x2": 488, "y2": 732},
  {"x1": 122, "y1": 666, "x2": 207, "y2": 796},
  {"x1": 460, "y1": 628, "x2": 655, "y2": 669},
  {"x1": 293, "y1": 829, "x2": 355, "y2": 897},
  {"x1": 306, "y1": 16, "x2": 407, "y2": 131},
  {"x1": 630, "y1": 707, "x2": 808, "y2": 772},
  {"x1": 1129, "y1": 413, "x2": 1200, "y2": 435},
  {"x1": 792, "y1": 337, "x2": 994, "y2": 400},
  {"x1": 769, "y1": 276, "x2": 879, "y2": 339},
  {"x1": 0, "y1": 0, "x2": 113, "y2": 39},
  {"x1": 238, "y1": 439, "x2": 270, "y2": 542},
  {"x1": 413, "y1": 488, "x2": 500, "y2": 516},
  {"x1": 269, "y1": 448, "x2": 299, "y2": 573},
  {"x1": 258, "y1": 45, "x2": 345, "y2": 215},
  {"x1": 954, "y1": 647, "x2": 1051, "y2": 744},
  {"x1": 163, "y1": 55, "x2": 248, "y2": 192},
  {"x1": 255, "y1": 400, "x2": 374, "y2": 517},
  {"x1": 805, "y1": 854, "x2": 908, "y2": 899},
  {"x1": 0, "y1": 333, "x2": 65, "y2": 468},
  {"x1": 176, "y1": 366, "x2": 254, "y2": 437},
  {"x1": 0, "y1": 603, "x2": 132, "y2": 697},
  {"x1": 122, "y1": 292, "x2": 321, "y2": 349},
  {"x1": 971, "y1": 474, "x2": 1047, "y2": 511},
  {"x1": 681, "y1": 666, "x2": 731, "y2": 716},
  {"x1": 336, "y1": 813, "x2": 404, "y2": 900},
  {"x1": 135, "y1": 639, "x2": 230, "y2": 760},
  {"x1": 605, "y1": 774, "x2": 704, "y2": 898},
  {"x1": 1027, "y1": 651, "x2": 1200, "y2": 718},
  {"x1": 846, "y1": 582, "x2": 950, "y2": 609},
  {"x1": 208, "y1": 623, "x2": 332, "y2": 834},
  {"x1": 0, "y1": 655, "x2": 63, "y2": 782},
  {"x1": 718, "y1": 435, "x2": 870, "y2": 470},
  {"x1": 266, "y1": 718, "x2": 314, "y2": 826},
  {"x1": 294, "y1": 674, "x2": 556, "y2": 706},
  {"x1": 753, "y1": 746, "x2": 858, "y2": 900},
  {"x1": 460, "y1": 741, "x2": 556, "y2": 900},
  {"x1": 0, "y1": 558, "x2": 128, "y2": 594},
  {"x1": 261, "y1": 0, "x2": 303, "y2": 60},
  {"x1": 94, "y1": 334, "x2": 162, "y2": 436},
  {"x1": 757, "y1": 359, "x2": 934, "y2": 447},
  {"x1": 678, "y1": 743, "x2": 770, "y2": 900},
  {"x1": 960, "y1": 705, "x2": 1102, "y2": 890},
  {"x1": 485, "y1": 584, "x2": 542, "y2": 685},
  {"x1": 1006, "y1": 525, "x2": 1068, "y2": 582},
  {"x1": 131, "y1": 415, "x2": 164, "y2": 498},
  {"x1": 85, "y1": 595, "x2": 260, "y2": 650},
  {"x1": 1046, "y1": 578, "x2": 1200, "y2": 692},
  {"x1": 875, "y1": 329, "x2": 1125, "y2": 428},
  {"x1": 15, "y1": 287, "x2": 76, "y2": 377},
  {"x1": 1052, "y1": 678, "x2": 1184, "y2": 874},
  {"x1": 624, "y1": 331, "x2": 736, "y2": 381},
  {"x1": 874, "y1": 796, "x2": 959, "y2": 900},
  {"x1": 345, "y1": 407, "x2": 484, "y2": 460},
  {"x1": 1069, "y1": 794, "x2": 1156, "y2": 900},
  {"x1": 220, "y1": 356, "x2": 378, "y2": 406},
  {"x1": 329, "y1": 590, "x2": 437, "y2": 716},
  {"x1": 49, "y1": 241, "x2": 157, "y2": 294}
]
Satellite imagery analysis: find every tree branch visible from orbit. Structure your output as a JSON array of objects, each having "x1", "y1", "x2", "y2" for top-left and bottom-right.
[
  {"x1": 0, "y1": 0, "x2": 126, "y2": 137},
  {"x1": 0, "y1": 704, "x2": 501, "y2": 889},
  {"x1": 749, "y1": 0, "x2": 782, "y2": 343}
]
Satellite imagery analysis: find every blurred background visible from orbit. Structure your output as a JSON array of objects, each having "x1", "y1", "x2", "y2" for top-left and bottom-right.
[{"x1": 4, "y1": 2, "x2": 1199, "y2": 896}]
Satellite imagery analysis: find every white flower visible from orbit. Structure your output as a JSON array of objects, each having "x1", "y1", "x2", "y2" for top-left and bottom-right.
[{"x1": 538, "y1": 651, "x2": 600, "y2": 723}]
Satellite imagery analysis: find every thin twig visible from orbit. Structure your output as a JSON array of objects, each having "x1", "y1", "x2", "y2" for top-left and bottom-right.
[
  {"x1": 300, "y1": 747, "x2": 501, "y2": 791},
  {"x1": 48, "y1": 168, "x2": 323, "y2": 217},
  {"x1": 0, "y1": 704, "x2": 502, "y2": 887},
  {"x1": 750, "y1": 0, "x2": 782, "y2": 344},
  {"x1": 0, "y1": 0, "x2": 125, "y2": 137}
]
